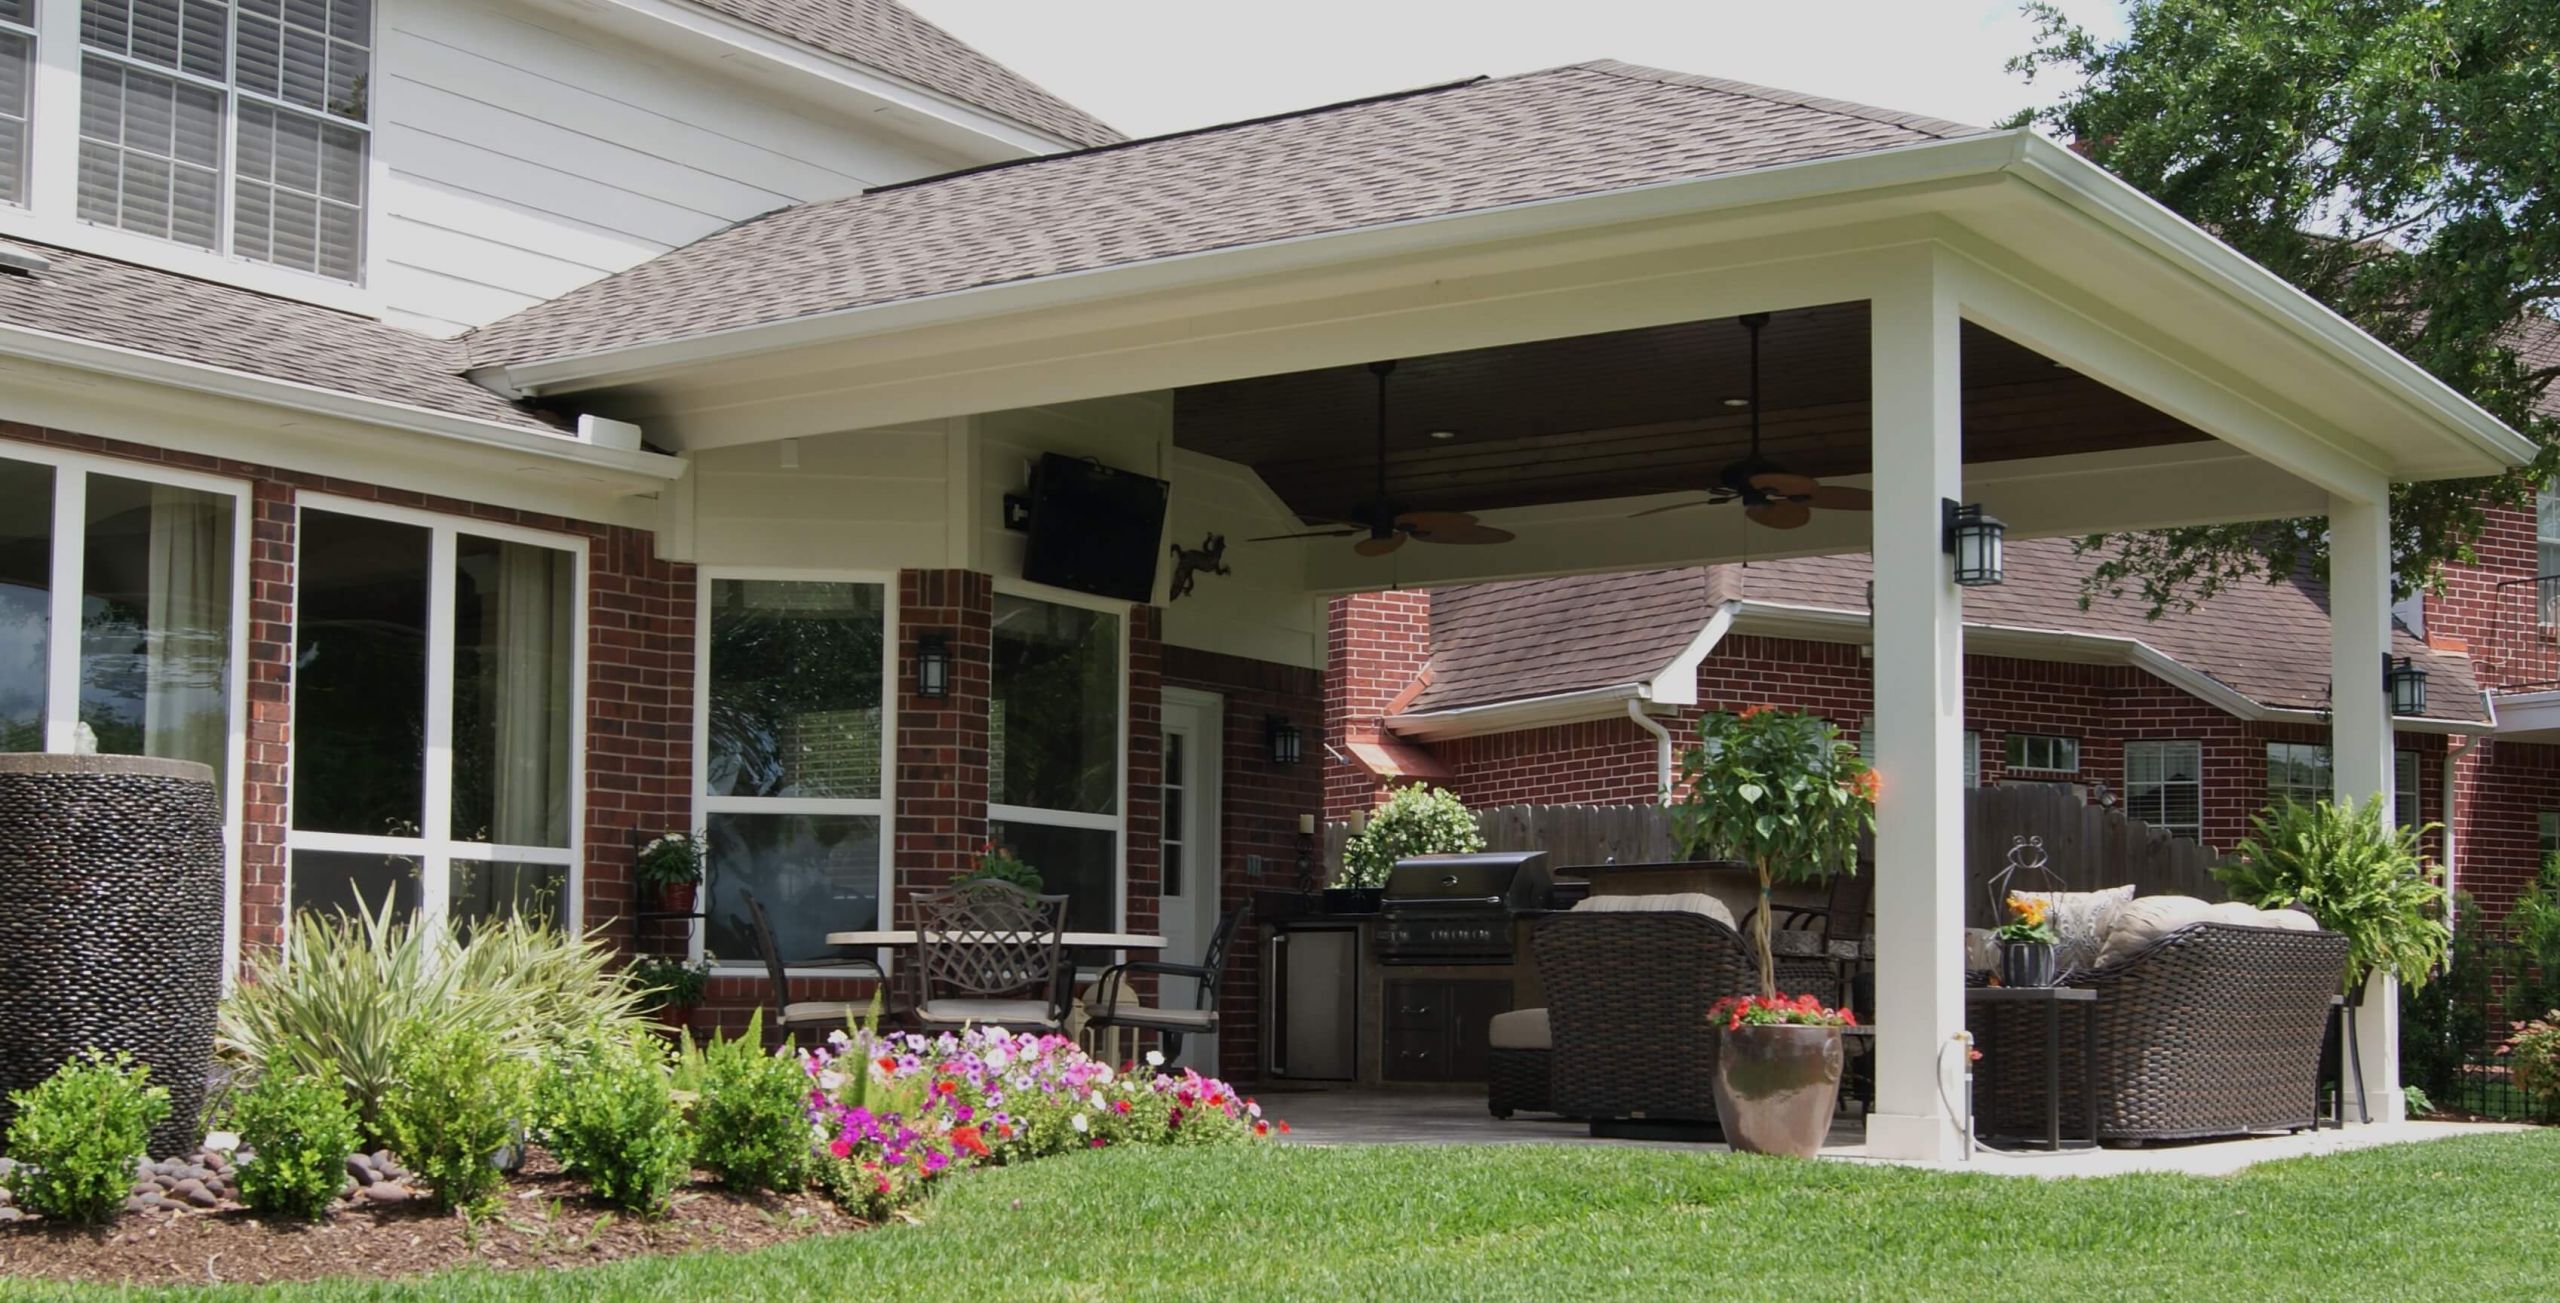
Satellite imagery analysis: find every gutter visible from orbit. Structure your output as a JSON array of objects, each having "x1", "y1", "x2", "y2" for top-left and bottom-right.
[
  {"x1": 0, "y1": 321, "x2": 686, "y2": 488},
  {"x1": 1627, "y1": 698, "x2": 1675, "y2": 801}
]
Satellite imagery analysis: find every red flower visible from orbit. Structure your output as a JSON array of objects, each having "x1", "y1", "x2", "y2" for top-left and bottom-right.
[
  {"x1": 1276, "y1": 1120, "x2": 1290, "y2": 1134},
  {"x1": 829, "y1": 1136, "x2": 852, "y2": 1159},
  {"x1": 1849, "y1": 769, "x2": 1882, "y2": 803},
  {"x1": 1254, "y1": 1120, "x2": 1270, "y2": 1137},
  {"x1": 952, "y1": 1125, "x2": 989, "y2": 1157},
  {"x1": 1739, "y1": 704, "x2": 1774, "y2": 720},
  {"x1": 1112, "y1": 1098, "x2": 1131, "y2": 1115},
  {"x1": 876, "y1": 1056, "x2": 897, "y2": 1073}
]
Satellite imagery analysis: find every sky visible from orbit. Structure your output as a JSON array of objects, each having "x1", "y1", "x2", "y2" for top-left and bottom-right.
[{"x1": 903, "y1": 0, "x2": 2132, "y2": 142}]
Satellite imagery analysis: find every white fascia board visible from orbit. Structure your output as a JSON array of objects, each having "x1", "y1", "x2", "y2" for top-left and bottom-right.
[
  {"x1": 581, "y1": 0, "x2": 1082, "y2": 160},
  {"x1": 2004, "y1": 135, "x2": 2535, "y2": 473},
  {"x1": 1644, "y1": 602, "x2": 1733, "y2": 707},
  {"x1": 0, "y1": 322, "x2": 686, "y2": 489},
  {"x1": 490, "y1": 132, "x2": 2029, "y2": 394},
  {"x1": 1386, "y1": 684, "x2": 1656, "y2": 742}
]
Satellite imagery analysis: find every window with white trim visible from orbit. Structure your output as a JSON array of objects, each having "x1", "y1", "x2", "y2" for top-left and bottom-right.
[
  {"x1": 2003, "y1": 732, "x2": 2079, "y2": 774},
  {"x1": 696, "y1": 577, "x2": 890, "y2": 969},
  {"x1": 76, "y1": 0, "x2": 371, "y2": 280},
  {"x1": 2394, "y1": 750, "x2": 2422, "y2": 832},
  {"x1": 988, "y1": 593, "x2": 1123, "y2": 937},
  {"x1": 0, "y1": 1, "x2": 33, "y2": 205},
  {"x1": 287, "y1": 505, "x2": 580, "y2": 932},
  {"x1": 2264, "y1": 740, "x2": 2331, "y2": 809},
  {"x1": 2123, "y1": 740, "x2": 2202, "y2": 841}
]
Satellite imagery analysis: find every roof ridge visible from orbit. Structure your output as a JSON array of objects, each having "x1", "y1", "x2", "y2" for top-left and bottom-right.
[{"x1": 1571, "y1": 59, "x2": 1984, "y2": 140}]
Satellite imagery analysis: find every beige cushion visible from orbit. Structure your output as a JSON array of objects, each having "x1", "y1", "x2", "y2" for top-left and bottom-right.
[
  {"x1": 2015, "y1": 885, "x2": 2135, "y2": 973},
  {"x1": 2091, "y1": 895, "x2": 2220, "y2": 969},
  {"x1": 2252, "y1": 906, "x2": 2322, "y2": 931},
  {"x1": 1569, "y1": 892, "x2": 1737, "y2": 928},
  {"x1": 1488, "y1": 1007, "x2": 1550, "y2": 1050},
  {"x1": 1088, "y1": 1005, "x2": 1217, "y2": 1031},
  {"x1": 917, "y1": 998, "x2": 1060, "y2": 1028},
  {"x1": 781, "y1": 1001, "x2": 863, "y2": 1028}
]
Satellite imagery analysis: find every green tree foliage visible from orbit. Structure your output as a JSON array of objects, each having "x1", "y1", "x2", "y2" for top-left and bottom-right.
[
  {"x1": 2011, "y1": 0, "x2": 2560, "y2": 613},
  {"x1": 1671, "y1": 708, "x2": 1876, "y2": 996}
]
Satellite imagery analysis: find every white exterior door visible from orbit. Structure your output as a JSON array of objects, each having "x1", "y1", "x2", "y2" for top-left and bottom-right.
[{"x1": 1159, "y1": 688, "x2": 1224, "y2": 1071}]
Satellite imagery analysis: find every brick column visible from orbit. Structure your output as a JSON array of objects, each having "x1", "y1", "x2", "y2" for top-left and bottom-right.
[
  {"x1": 239, "y1": 481, "x2": 296, "y2": 952},
  {"x1": 894, "y1": 570, "x2": 993, "y2": 917},
  {"x1": 1324, "y1": 590, "x2": 1432, "y2": 818},
  {"x1": 1125, "y1": 606, "x2": 1164, "y2": 946},
  {"x1": 584, "y1": 527, "x2": 697, "y2": 945}
]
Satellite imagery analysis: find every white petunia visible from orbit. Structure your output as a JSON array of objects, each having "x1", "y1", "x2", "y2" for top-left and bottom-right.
[
  {"x1": 1070, "y1": 1113, "x2": 1088, "y2": 1133},
  {"x1": 1144, "y1": 1050, "x2": 1164, "y2": 1068},
  {"x1": 203, "y1": 1131, "x2": 240, "y2": 1153}
]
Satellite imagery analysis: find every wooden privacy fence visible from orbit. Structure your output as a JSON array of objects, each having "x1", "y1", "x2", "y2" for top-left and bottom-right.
[{"x1": 1326, "y1": 786, "x2": 2222, "y2": 925}]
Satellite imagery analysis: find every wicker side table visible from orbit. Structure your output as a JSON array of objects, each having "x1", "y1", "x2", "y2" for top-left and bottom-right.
[{"x1": 1967, "y1": 986, "x2": 2098, "y2": 1151}]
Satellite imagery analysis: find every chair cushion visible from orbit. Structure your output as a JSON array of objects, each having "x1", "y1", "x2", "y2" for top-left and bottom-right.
[
  {"x1": 2013, "y1": 884, "x2": 2135, "y2": 973},
  {"x1": 2090, "y1": 895, "x2": 2313, "y2": 969},
  {"x1": 1089, "y1": 1005, "x2": 1218, "y2": 1031},
  {"x1": 917, "y1": 998, "x2": 1059, "y2": 1028},
  {"x1": 781, "y1": 1001, "x2": 862, "y2": 1028},
  {"x1": 1568, "y1": 892, "x2": 1737, "y2": 928},
  {"x1": 1488, "y1": 1006, "x2": 1550, "y2": 1050}
]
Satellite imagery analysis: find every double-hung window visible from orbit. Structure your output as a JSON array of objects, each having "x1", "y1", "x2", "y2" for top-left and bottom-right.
[
  {"x1": 287, "y1": 503, "x2": 580, "y2": 932},
  {"x1": 77, "y1": 0, "x2": 371, "y2": 280},
  {"x1": 2394, "y1": 750, "x2": 2422, "y2": 831},
  {"x1": 2263, "y1": 741, "x2": 2331, "y2": 809},
  {"x1": 0, "y1": 1, "x2": 33, "y2": 204},
  {"x1": 2123, "y1": 740, "x2": 2202, "y2": 841},
  {"x1": 2540, "y1": 486, "x2": 2560, "y2": 625},
  {"x1": 696, "y1": 576, "x2": 891, "y2": 969},
  {"x1": 988, "y1": 593, "x2": 1123, "y2": 938}
]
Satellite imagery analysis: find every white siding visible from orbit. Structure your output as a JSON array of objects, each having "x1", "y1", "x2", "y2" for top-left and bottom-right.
[
  {"x1": 374, "y1": 0, "x2": 970, "y2": 335},
  {"x1": 690, "y1": 424, "x2": 958, "y2": 571}
]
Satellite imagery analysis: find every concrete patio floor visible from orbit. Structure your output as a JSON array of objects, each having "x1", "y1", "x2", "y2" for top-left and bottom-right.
[{"x1": 1262, "y1": 1087, "x2": 2524, "y2": 1178}]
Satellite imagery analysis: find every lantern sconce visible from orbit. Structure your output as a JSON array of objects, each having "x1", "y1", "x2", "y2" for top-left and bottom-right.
[
  {"x1": 2385, "y1": 654, "x2": 2427, "y2": 716},
  {"x1": 916, "y1": 633, "x2": 951, "y2": 699},
  {"x1": 1267, "y1": 715, "x2": 1304, "y2": 766},
  {"x1": 1943, "y1": 499, "x2": 2007, "y2": 587}
]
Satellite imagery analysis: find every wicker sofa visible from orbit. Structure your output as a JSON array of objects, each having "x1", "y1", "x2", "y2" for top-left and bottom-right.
[
  {"x1": 1973, "y1": 922, "x2": 2347, "y2": 1144},
  {"x1": 1530, "y1": 909, "x2": 1759, "y2": 1129}
]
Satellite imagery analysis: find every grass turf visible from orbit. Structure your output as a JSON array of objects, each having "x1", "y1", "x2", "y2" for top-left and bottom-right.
[{"x1": 17, "y1": 1130, "x2": 2558, "y2": 1300}]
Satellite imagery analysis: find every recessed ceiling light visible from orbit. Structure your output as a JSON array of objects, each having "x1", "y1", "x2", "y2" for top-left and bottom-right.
[
  {"x1": 1722, "y1": 397, "x2": 1750, "y2": 408},
  {"x1": 1427, "y1": 429, "x2": 1459, "y2": 441}
]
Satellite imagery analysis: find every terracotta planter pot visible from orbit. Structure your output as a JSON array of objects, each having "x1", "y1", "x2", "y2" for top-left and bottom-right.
[
  {"x1": 2000, "y1": 940, "x2": 2057, "y2": 988},
  {"x1": 1713, "y1": 1023, "x2": 1843, "y2": 1157},
  {"x1": 651, "y1": 881, "x2": 698, "y2": 914}
]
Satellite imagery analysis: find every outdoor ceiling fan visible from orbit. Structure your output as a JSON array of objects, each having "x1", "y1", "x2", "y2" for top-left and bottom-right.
[
  {"x1": 1248, "y1": 360, "x2": 1515, "y2": 557},
  {"x1": 1632, "y1": 311, "x2": 1872, "y2": 530}
]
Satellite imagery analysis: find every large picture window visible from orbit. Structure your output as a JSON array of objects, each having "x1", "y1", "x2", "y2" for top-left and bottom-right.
[
  {"x1": 989, "y1": 593, "x2": 1122, "y2": 936},
  {"x1": 76, "y1": 0, "x2": 372, "y2": 280},
  {"x1": 697, "y1": 577, "x2": 889, "y2": 969},
  {"x1": 287, "y1": 504, "x2": 579, "y2": 932}
]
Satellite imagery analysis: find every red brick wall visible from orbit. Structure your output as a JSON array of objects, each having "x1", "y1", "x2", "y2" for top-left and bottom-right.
[
  {"x1": 2453, "y1": 739, "x2": 2560, "y2": 919},
  {"x1": 1163, "y1": 644, "x2": 1326, "y2": 1082},
  {"x1": 0, "y1": 420, "x2": 696, "y2": 959},
  {"x1": 2429, "y1": 502, "x2": 2547, "y2": 689},
  {"x1": 891, "y1": 571, "x2": 993, "y2": 914},
  {"x1": 1325, "y1": 591, "x2": 1431, "y2": 816},
  {"x1": 1125, "y1": 607, "x2": 1165, "y2": 964}
]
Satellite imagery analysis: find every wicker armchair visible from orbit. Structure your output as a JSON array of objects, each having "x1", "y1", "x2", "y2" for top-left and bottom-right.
[
  {"x1": 1973, "y1": 922, "x2": 2347, "y2": 1144},
  {"x1": 1531, "y1": 909, "x2": 1757, "y2": 1128}
]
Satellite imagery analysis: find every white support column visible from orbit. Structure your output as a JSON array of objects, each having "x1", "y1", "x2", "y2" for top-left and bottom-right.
[
  {"x1": 1865, "y1": 251, "x2": 1969, "y2": 1161},
  {"x1": 2329, "y1": 487, "x2": 2404, "y2": 1124}
]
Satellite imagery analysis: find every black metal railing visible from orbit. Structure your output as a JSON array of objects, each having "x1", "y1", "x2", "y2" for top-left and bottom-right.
[{"x1": 2402, "y1": 931, "x2": 2560, "y2": 1122}]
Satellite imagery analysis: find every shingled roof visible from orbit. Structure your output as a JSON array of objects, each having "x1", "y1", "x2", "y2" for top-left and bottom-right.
[
  {"x1": 694, "y1": 0, "x2": 1119, "y2": 148},
  {"x1": 1402, "y1": 538, "x2": 2488, "y2": 726},
  {"x1": 0, "y1": 239, "x2": 564, "y2": 434},
  {"x1": 464, "y1": 61, "x2": 1985, "y2": 369}
]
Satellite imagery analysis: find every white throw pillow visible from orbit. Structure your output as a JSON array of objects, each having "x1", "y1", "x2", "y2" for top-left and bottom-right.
[
  {"x1": 2014, "y1": 885, "x2": 2135, "y2": 974},
  {"x1": 1569, "y1": 892, "x2": 1737, "y2": 928}
]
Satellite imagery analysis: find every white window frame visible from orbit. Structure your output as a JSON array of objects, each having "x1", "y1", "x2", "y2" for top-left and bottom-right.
[
  {"x1": 2264, "y1": 740, "x2": 2332, "y2": 809},
  {"x1": 989, "y1": 579, "x2": 1131, "y2": 941},
  {"x1": 2, "y1": 0, "x2": 382, "y2": 310},
  {"x1": 2394, "y1": 749, "x2": 2422, "y2": 832},
  {"x1": 2123, "y1": 739, "x2": 2203, "y2": 841},
  {"x1": 0, "y1": 1, "x2": 33, "y2": 205},
  {"x1": 284, "y1": 495, "x2": 587, "y2": 936},
  {"x1": 2003, "y1": 732, "x2": 2080, "y2": 775},
  {"x1": 690, "y1": 567, "x2": 897, "y2": 978},
  {"x1": 5, "y1": 442, "x2": 249, "y2": 976}
]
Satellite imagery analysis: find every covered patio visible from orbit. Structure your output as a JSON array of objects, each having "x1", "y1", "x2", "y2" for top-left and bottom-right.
[{"x1": 470, "y1": 68, "x2": 2534, "y2": 1161}]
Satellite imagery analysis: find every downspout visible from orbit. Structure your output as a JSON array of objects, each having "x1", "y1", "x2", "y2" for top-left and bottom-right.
[{"x1": 1629, "y1": 698, "x2": 1675, "y2": 801}]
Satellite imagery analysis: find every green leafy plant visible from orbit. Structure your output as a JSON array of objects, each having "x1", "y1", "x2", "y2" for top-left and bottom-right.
[
  {"x1": 2402, "y1": 1084, "x2": 2437, "y2": 1117},
  {"x1": 2400, "y1": 893, "x2": 2499, "y2": 1103},
  {"x1": 955, "y1": 840, "x2": 1042, "y2": 892},
  {"x1": 2504, "y1": 861, "x2": 2560, "y2": 1019},
  {"x1": 4, "y1": 1051, "x2": 170, "y2": 1224},
  {"x1": 231, "y1": 1071, "x2": 359, "y2": 1220},
  {"x1": 218, "y1": 896, "x2": 647, "y2": 1145},
  {"x1": 538, "y1": 1036, "x2": 693, "y2": 1217},
  {"x1": 688, "y1": 1013, "x2": 810, "y2": 1193},
  {"x1": 381, "y1": 1020, "x2": 536, "y2": 1214},
  {"x1": 635, "y1": 831, "x2": 706, "y2": 889},
  {"x1": 1992, "y1": 893, "x2": 2058, "y2": 946},
  {"x1": 1671, "y1": 707, "x2": 1877, "y2": 996},
  {"x1": 2507, "y1": 1013, "x2": 2560, "y2": 1122},
  {"x1": 629, "y1": 954, "x2": 713, "y2": 1013},
  {"x1": 2214, "y1": 796, "x2": 2449, "y2": 993},
  {"x1": 1338, "y1": 784, "x2": 1485, "y2": 890}
]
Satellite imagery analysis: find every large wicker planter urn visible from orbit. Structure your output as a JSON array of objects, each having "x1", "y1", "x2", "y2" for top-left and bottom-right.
[
  {"x1": 0, "y1": 754, "x2": 224, "y2": 1157},
  {"x1": 1712, "y1": 1024, "x2": 1844, "y2": 1157}
]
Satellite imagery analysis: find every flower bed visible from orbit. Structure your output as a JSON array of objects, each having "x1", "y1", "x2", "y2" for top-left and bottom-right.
[{"x1": 802, "y1": 1027, "x2": 1282, "y2": 1218}]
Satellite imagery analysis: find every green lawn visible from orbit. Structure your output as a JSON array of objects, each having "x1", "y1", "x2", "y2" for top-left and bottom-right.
[{"x1": 22, "y1": 1131, "x2": 2560, "y2": 1301}]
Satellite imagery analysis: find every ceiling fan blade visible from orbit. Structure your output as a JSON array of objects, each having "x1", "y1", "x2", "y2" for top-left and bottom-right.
[
  {"x1": 1353, "y1": 534, "x2": 1406, "y2": 558},
  {"x1": 1393, "y1": 510, "x2": 1480, "y2": 532},
  {"x1": 1803, "y1": 485, "x2": 1873, "y2": 512},
  {"x1": 1247, "y1": 528, "x2": 1365, "y2": 542},
  {"x1": 1746, "y1": 499, "x2": 1813, "y2": 531},
  {"x1": 1413, "y1": 524, "x2": 1515, "y2": 546},
  {"x1": 1630, "y1": 499, "x2": 1714, "y2": 519},
  {"x1": 1748, "y1": 471, "x2": 1821, "y2": 499}
]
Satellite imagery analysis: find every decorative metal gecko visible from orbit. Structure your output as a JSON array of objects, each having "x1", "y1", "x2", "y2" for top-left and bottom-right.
[{"x1": 1168, "y1": 533, "x2": 1230, "y2": 601}]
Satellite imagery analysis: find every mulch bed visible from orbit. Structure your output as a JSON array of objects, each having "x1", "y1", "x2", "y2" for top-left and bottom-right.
[{"x1": 0, "y1": 1150, "x2": 867, "y2": 1288}]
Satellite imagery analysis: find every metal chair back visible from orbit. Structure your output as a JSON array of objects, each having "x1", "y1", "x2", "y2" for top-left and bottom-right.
[
  {"x1": 912, "y1": 878, "x2": 1070, "y2": 1005},
  {"x1": 742, "y1": 889, "x2": 792, "y2": 1025},
  {"x1": 1190, "y1": 902, "x2": 1252, "y2": 1008}
]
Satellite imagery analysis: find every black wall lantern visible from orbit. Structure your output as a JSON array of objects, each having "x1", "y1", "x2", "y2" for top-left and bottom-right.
[
  {"x1": 1943, "y1": 499, "x2": 2006, "y2": 587},
  {"x1": 1267, "y1": 715, "x2": 1304, "y2": 766},
  {"x1": 916, "y1": 633, "x2": 951, "y2": 699},
  {"x1": 2385, "y1": 654, "x2": 2428, "y2": 716}
]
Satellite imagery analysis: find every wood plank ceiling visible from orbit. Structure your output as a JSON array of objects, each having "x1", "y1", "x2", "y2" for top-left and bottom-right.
[{"x1": 1170, "y1": 301, "x2": 2212, "y2": 524}]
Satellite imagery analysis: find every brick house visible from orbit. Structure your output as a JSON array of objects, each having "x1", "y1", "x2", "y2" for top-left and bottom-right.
[{"x1": 0, "y1": 6, "x2": 2535, "y2": 1156}]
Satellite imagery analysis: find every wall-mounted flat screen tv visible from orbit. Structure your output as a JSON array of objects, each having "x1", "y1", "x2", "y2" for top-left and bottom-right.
[{"x1": 1020, "y1": 453, "x2": 1170, "y2": 603}]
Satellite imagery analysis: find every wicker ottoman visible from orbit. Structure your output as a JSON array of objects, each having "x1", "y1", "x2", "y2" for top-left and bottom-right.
[{"x1": 1486, "y1": 1007, "x2": 1553, "y2": 1118}]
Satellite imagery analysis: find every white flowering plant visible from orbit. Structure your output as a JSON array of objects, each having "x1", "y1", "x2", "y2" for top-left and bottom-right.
[{"x1": 635, "y1": 831, "x2": 705, "y2": 889}]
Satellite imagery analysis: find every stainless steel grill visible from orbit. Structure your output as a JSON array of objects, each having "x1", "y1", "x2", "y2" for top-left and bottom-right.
[{"x1": 1373, "y1": 851, "x2": 1552, "y2": 966}]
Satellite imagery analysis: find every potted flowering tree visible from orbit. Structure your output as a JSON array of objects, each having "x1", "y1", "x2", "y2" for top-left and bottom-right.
[
  {"x1": 1994, "y1": 893, "x2": 2059, "y2": 987},
  {"x1": 1671, "y1": 706, "x2": 1877, "y2": 1156},
  {"x1": 635, "y1": 830, "x2": 705, "y2": 914}
]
